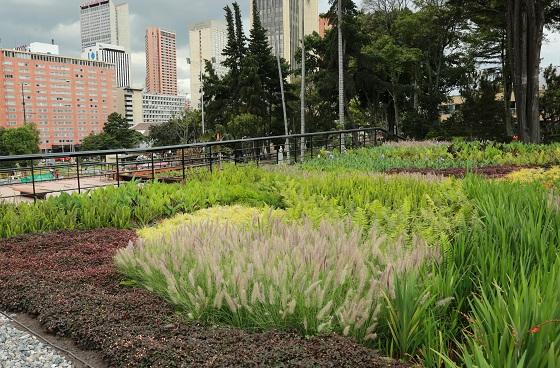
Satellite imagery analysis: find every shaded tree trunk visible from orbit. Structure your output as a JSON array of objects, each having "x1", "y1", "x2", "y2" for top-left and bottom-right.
[
  {"x1": 501, "y1": 36, "x2": 514, "y2": 137},
  {"x1": 507, "y1": 0, "x2": 544, "y2": 143}
]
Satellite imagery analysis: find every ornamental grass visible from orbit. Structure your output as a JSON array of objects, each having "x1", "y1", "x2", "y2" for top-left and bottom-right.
[{"x1": 115, "y1": 215, "x2": 440, "y2": 344}]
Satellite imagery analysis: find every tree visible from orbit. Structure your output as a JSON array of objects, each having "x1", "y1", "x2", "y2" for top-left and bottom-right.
[
  {"x1": 103, "y1": 113, "x2": 144, "y2": 148},
  {"x1": 0, "y1": 124, "x2": 40, "y2": 156},
  {"x1": 203, "y1": 1, "x2": 292, "y2": 139},
  {"x1": 80, "y1": 132, "x2": 119, "y2": 151},
  {"x1": 449, "y1": 0, "x2": 514, "y2": 136},
  {"x1": 80, "y1": 113, "x2": 144, "y2": 151},
  {"x1": 149, "y1": 110, "x2": 202, "y2": 146},
  {"x1": 438, "y1": 71, "x2": 506, "y2": 141},
  {"x1": 541, "y1": 65, "x2": 560, "y2": 141},
  {"x1": 450, "y1": 0, "x2": 560, "y2": 142}
]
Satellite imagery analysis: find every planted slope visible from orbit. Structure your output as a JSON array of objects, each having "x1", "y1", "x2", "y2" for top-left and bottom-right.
[{"x1": 0, "y1": 229, "x2": 406, "y2": 368}]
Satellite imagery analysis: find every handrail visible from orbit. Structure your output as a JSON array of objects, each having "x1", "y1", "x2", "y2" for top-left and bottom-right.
[{"x1": 0, "y1": 127, "x2": 391, "y2": 162}]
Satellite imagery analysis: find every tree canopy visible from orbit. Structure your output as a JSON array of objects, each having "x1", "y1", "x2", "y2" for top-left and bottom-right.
[{"x1": 80, "y1": 113, "x2": 144, "y2": 151}]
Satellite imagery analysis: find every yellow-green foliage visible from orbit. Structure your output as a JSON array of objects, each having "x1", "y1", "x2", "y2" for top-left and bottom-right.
[
  {"x1": 279, "y1": 172, "x2": 472, "y2": 250},
  {"x1": 116, "y1": 217, "x2": 440, "y2": 343},
  {"x1": 138, "y1": 205, "x2": 285, "y2": 241},
  {"x1": 503, "y1": 166, "x2": 560, "y2": 189}
]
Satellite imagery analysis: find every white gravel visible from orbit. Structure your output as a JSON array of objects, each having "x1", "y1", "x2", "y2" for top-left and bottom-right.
[{"x1": 0, "y1": 313, "x2": 73, "y2": 368}]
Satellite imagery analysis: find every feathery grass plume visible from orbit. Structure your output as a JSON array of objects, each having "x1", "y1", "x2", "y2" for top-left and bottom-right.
[{"x1": 115, "y1": 210, "x2": 440, "y2": 345}]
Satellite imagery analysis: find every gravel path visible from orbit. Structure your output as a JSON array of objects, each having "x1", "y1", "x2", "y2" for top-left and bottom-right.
[{"x1": 0, "y1": 312, "x2": 73, "y2": 368}]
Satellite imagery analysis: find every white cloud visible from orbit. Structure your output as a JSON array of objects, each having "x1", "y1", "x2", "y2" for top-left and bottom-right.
[
  {"x1": 51, "y1": 21, "x2": 81, "y2": 56},
  {"x1": 543, "y1": 31, "x2": 560, "y2": 67}
]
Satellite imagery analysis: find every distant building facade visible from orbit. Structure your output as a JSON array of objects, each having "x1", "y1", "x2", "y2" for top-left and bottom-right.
[
  {"x1": 82, "y1": 43, "x2": 130, "y2": 88},
  {"x1": 15, "y1": 42, "x2": 60, "y2": 55},
  {"x1": 250, "y1": 0, "x2": 319, "y2": 67},
  {"x1": 142, "y1": 93, "x2": 187, "y2": 124},
  {"x1": 145, "y1": 27, "x2": 178, "y2": 95},
  {"x1": 319, "y1": 15, "x2": 331, "y2": 38},
  {"x1": 189, "y1": 20, "x2": 228, "y2": 108},
  {"x1": 80, "y1": 0, "x2": 130, "y2": 52},
  {"x1": 115, "y1": 87, "x2": 143, "y2": 125},
  {"x1": 0, "y1": 49, "x2": 116, "y2": 150}
]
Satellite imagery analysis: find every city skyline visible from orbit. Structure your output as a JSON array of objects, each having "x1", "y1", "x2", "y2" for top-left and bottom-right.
[
  {"x1": 0, "y1": 0, "x2": 335, "y2": 96},
  {"x1": 1, "y1": 0, "x2": 560, "y2": 96}
]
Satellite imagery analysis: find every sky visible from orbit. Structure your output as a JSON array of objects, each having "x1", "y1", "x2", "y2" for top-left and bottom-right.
[{"x1": 1, "y1": 0, "x2": 559, "y2": 96}]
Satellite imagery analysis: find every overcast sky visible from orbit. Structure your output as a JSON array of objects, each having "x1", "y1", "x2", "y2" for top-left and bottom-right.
[{"x1": 1, "y1": 0, "x2": 559, "y2": 96}]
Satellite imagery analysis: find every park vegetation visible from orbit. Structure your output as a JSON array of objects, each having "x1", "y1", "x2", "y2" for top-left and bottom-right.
[{"x1": 2, "y1": 140, "x2": 560, "y2": 366}]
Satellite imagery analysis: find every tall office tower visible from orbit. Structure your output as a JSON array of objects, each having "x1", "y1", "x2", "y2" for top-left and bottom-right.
[
  {"x1": 250, "y1": 0, "x2": 319, "y2": 68},
  {"x1": 0, "y1": 48, "x2": 116, "y2": 150},
  {"x1": 188, "y1": 20, "x2": 228, "y2": 108},
  {"x1": 80, "y1": 0, "x2": 131, "y2": 52},
  {"x1": 145, "y1": 27, "x2": 178, "y2": 95},
  {"x1": 82, "y1": 43, "x2": 131, "y2": 88}
]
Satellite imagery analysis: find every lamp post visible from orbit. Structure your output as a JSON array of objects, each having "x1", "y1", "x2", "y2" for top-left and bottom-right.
[
  {"x1": 338, "y1": 0, "x2": 344, "y2": 128},
  {"x1": 21, "y1": 83, "x2": 27, "y2": 124},
  {"x1": 300, "y1": 0, "x2": 306, "y2": 161},
  {"x1": 273, "y1": 0, "x2": 289, "y2": 160}
]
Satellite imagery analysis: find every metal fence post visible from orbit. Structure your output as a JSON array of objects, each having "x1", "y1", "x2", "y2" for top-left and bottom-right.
[
  {"x1": 30, "y1": 158, "x2": 36, "y2": 202},
  {"x1": 339, "y1": 132, "x2": 342, "y2": 152},
  {"x1": 115, "y1": 153, "x2": 120, "y2": 187},
  {"x1": 181, "y1": 148, "x2": 186, "y2": 181},
  {"x1": 253, "y1": 141, "x2": 258, "y2": 166},
  {"x1": 76, "y1": 157, "x2": 81, "y2": 194},
  {"x1": 208, "y1": 145, "x2": 213, "y2": 173},
  {"x1": 151, "y1": 152, "x2": 156, "y2": 182},
  {"x1": 374, "y1": 130, "x2": 378, "y2": 146},
  {"x1": 310, "y1": 135, "x2": 313, "y2": 159}
]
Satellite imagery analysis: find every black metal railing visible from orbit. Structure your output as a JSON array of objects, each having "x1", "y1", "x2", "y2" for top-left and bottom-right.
[{"x1": 0, "y1": 127, "x2": 391, "y2": 202}]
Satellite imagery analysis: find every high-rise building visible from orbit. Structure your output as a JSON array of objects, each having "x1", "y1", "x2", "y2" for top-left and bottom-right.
[
  {"x1": 80, "y1": 0, "x2": 130, "y2": 52},
  {"x1": 0, "y1": 49, "x2": 116, "y2": 150},
  {"x1": 82, "y1": 43, "x2": 130, "y2": 88},
  {"x1": 142, "y1": 93, "x2": 187, "y2": 124},
  {"x1": 115, "y1": 87, "x2": 143, "y2": 125},
  {"x1": 188, "y1": 20, "x2": 228, "y2": 108},
  {"x1": 145, "y1": 27, "x2": 178, "y2": 96},
  {"x1": 250, "y1": 0, "x2": 319, "y2": 68}
]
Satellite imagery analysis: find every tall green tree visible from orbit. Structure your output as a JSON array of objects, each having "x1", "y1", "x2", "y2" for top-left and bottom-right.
[
  {"x1": 103, "y1": 113, "x2": 144, "y2": 148},
  {"x1": 439, "y1": 71, "x2": 506, "y2": 141},
  {"x1": 0, "y1": 124, "x2": 40, "y2": 156},
  {"x1": 80, "y1": 113, "x2": 143, "y2": 150},
  {"x1": 149, "y1": 110, "x2": 202, "y2": 146},
  {"x1": 541, "y1": 65, "x2": 560, "y2": 141},
  {"x1": 203, "y1": 1, "x2": 292, "y2": 139}
]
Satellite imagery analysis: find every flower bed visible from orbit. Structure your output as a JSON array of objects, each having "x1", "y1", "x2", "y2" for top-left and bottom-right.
[{"x1": 0, "y1": 229, "x2": 405, "y2": 368}]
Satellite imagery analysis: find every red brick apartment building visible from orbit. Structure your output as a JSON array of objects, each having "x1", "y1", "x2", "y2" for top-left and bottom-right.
[{"x1": 0, "y1": 49, "x2": 116, "y2": 150}]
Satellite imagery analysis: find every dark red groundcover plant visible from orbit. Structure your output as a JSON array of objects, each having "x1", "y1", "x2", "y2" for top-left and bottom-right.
[{"x1": 0, "y1": 229, "x2": 406, "y2": 368}]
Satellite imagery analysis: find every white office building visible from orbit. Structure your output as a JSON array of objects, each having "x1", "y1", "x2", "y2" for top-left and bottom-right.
[
  {"x1": 250, "y1": 0, "x2": 319, "y2": 68},
  {"x1": 82, "y1": 43, "x2": 130, "y2": 87},
  {"x1": 189, "y1": 20, "x2": 228, "y2": 108},
  {"x1": 15, "y1": 42, "x2": 60, "y2": 55},
  {"x1": 115, "y1": 87, "x2": 144, "y2": 125},
  {"x1": 80, "y1": 0, "x2": 131, "y2": 52},
  {"x1": 143, "y1": 94, "x2": 188, "y2": 124}
]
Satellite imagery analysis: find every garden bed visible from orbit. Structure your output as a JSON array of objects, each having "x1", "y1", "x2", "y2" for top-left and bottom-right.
[
  {"x1": 0, "y1": 229, "x2": 406, "y2": 368},
  {"x1": 385, "y1": 164, "x2": 540, "y2": 178}
]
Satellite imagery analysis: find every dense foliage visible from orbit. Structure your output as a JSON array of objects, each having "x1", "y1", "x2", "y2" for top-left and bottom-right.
[
  {"x1": 303, "y1": 140, "x2": 560, "y2": 172},
  {"x1": 202, "y1": 1, "x2": 293, "y2": 139},
  {"x1": 80, "y1": 113, "x2": 144, "y2": 151},
  {"x1": 0, "y1": 123, "x2": 40, "y2": 157},
  {"x1": 197, "y1": 0, "x2": 560, "y2": 142},
  {"x1": 3, "y1": 142, "x2": 560, "y2": 366}
]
